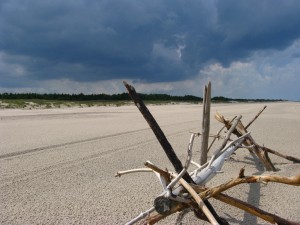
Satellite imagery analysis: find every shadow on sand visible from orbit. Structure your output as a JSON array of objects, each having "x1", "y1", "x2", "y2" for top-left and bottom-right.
[{"x1": 242, "y1": 153, "x2": 265, "y2": 225}]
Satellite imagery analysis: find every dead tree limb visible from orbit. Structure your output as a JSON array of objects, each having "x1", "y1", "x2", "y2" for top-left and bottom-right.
[
  {"x1": 177, "y1": 177, "x2": 219, "y2": 225},
  {"x1": 143, "y1": 172, "x2": 300, "y2": 224},
  {"x1": 123, "y1": 81, "x2": 193, "y2": 183},
  {"x1": 257, "y1": 145, "x2": 300, "y2": 163},
  {"x1": 207, "y1": 116, "x2": 236, "y2": 153},
  {"x1": 115, "y1": 168, "x2": 152, "y2": 177},
  {"x1": 199, "y1": 173, "x2": 300, "y2": 200},
  {"x1": 144, "y1": 161, "x2": 172, "y2": 184},
  {"x1": 214, "y1": 193, "x2": 300, "y2": 225},
  {"x1": 215, "y1": 112, "x2": 276, "y2": 171},
  {"x1": 200, "y1": 82, "x2": 211, "y2": 165},
  {"x1": 245, "y1": 105, "x2": 267, "y2": 129},
  {"x1": 124, "y1": 81, "x2": 226, "y2": 224}
]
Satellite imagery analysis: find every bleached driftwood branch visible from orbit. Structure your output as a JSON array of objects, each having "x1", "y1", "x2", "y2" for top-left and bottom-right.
[
  {"x1": 215, "y1": 111, "x2": 276, "y2": 171},
  {"x1": 207, "y1": 116, "x2": 237, "y2": 153},
  {"x1": 144, "y1": 171, "x2": 300, "y2": 225},
  {"x1": 177, "y1": 177, "x2": 219, "y2": 225},
  {"x1": 115, "y1": 168, "x2": 152, "y2": 177},
  {"x1": 118, "y1": 82, "x2": 299, "y2": 225},
  {"x1": 118, "y1": 132, "x2": 249, "y2": 225},
  {"x1": 207, "y1": 115, "x2": 242, "y2": 169}
]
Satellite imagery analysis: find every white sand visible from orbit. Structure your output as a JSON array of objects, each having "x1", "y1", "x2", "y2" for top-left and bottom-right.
[{"x1": 0, "y1": 102, "x2": 299, "y2": 224}]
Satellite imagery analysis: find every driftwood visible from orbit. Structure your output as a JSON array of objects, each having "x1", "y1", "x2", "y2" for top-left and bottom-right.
[
  {"x1": 257, "y1": 144, "x2": 300, "y2": 163},
  {"x1": 137, "y1": 165, "x2": 300, "y2": 225},
  {"x1": 176, "y1": 177, "x2": 218, "y2": 225},
  {"x1": 123, "y1": 81, "x2": 225, "y2": 224},
  {"x1": 215, "y1": 109, "x2": 300, "y2": 169},
  {"x1": 245, "y1": 105, "x2": 267, "y2": 129},
  {"x1": 215, "y1": 111, "x2": 276, "y2": 171},
  {"x1": 140, "y1": 165, "x2": 299, "y2": 224},
  {"x1": 123, "y1": 81, "x2": 193, "y2": 183},
  {"x1": 116, "y1": 82, "x2": 300, "y2": 225},
  {"x1": 200, "y1": 82, "x2": 211, "y2": 165},
  {"x1": 214, "y1": 194, "x2": 300, "y2": 225}
]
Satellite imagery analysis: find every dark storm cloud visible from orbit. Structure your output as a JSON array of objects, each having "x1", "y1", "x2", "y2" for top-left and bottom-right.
[{"x1": 1, "y1": 0, "x2": 300, "y2": 84}]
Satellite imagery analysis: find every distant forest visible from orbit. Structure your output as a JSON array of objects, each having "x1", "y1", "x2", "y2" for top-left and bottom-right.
[{"x1": 0, "y1": 93, "x2": 285, "y2": 103}]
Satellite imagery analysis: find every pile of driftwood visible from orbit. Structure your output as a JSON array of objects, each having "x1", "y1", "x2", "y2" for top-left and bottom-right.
[{"x1": 116, "y1": 82, "x2": 300, "y2": 225}]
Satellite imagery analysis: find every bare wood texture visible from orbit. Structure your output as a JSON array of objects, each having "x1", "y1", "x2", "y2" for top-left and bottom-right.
[
  {"x1": 215, "y1": 193, "x2": 300, "y2": 225},
  {"x1": 199, "y1": 173, "x2": 300, "y2": 200},
  {"x1": 207, "y1": 116, "x2": 236, "y2": 153},
  {"x1": 115, "y1": 168, "x2": 152, "y2": 177},
  {"x1": 178, "y1": 178, "x2": 219, "y2": 225},
  {"x1": 143, "y1": 173, "x2": 300, "y2": 224},
  {"x1": 215, "y1": 112, "x2": 276, "y2": 171},
  {"x1": 219, "y1": 115, "x2": 242, "y2": 150},
  {"x1": 245, "y1": 105, "x2": 267, "y2": 129},
  {"x1": 200, "y1": 82, "x2": 211, "y2": 165},
  {"x1": 123, "y1": 81, "x2": 194, "y2": 183},
  {"x1": 124, "y1": 82, "x2": 226, "y2": 224},
  {"x1": 144, "y1": 161, "x2": 171, "y2": 184},
  {"x1": 258, "y1": 145, "x2": 300, "y2": 163}
]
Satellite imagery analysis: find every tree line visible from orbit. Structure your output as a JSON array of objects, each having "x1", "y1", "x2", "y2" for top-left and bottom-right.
[
  {"x1": 0, "y1": 92, "x2": 202, "y2": 102},
  {"x1": 0, "y1": 92, "x2": 284, "y2": 102}
]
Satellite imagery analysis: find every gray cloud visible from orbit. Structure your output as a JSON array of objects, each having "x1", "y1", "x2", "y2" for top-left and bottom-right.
[{"x1": 1, "y1": 0, "x2": 300, "y2": 91}]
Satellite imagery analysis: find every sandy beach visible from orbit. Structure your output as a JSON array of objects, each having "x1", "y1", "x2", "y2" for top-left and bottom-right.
[{"x1": 1, "y1": 102, "x2": 299, "y2": 225}]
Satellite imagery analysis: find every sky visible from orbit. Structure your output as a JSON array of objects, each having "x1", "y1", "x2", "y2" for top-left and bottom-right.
[{"x1": 1, "y1": 0, "x2": 300, "y2": 100}]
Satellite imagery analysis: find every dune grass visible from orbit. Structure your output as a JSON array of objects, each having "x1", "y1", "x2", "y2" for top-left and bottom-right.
[{"x1": 0, "y1": 99, "x2": 130, "y2": 109}]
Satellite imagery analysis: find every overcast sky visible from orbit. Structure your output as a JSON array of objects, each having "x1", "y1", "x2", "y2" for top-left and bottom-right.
[{"x1": 1, "y1": 0, "x2": 300, "y2": 100}]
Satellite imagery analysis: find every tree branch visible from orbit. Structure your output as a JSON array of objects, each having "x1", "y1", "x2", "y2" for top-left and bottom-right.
[
  {"x1": 258, "y1": 145, "x2": 300, "y2": 163},
  {"x1": 200, "y1": 173, "x2": 300, "y2": 200},
  {"x1": 214, "y1": 193, "x2": 300, "y2": 225},
  {"x1": 123, "y1": 81, "x2": 194, "y2": 183},
  {"x1": 245, "y1": 105, "x2": 267, "y2": 129},
  {"x1": 143, "y1": 172, "x2": 300, "y2": 224},
  {"x1": 115, "y1": 168, "x2": 152, "y2": 177}
]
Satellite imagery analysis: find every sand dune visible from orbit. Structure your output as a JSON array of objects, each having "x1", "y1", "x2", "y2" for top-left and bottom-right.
[{"x1": 1, "y1": 102, "x2": 299, "y2": 224}]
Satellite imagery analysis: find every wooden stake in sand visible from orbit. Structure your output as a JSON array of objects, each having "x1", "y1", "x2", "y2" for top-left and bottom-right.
[
  {"x1": 116, "y1": 81, "x2": 300, "y2": 225},
  {"x1": 200, "y1": 82, "x2": 211, "y2": 165}
]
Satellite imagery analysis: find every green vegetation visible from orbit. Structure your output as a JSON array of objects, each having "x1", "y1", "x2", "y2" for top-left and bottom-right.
[
  {"x1": 0, "y1": 92, "x2": 202, "y2": 102},
  {"x1": 0, "y1": 92, "x2": 285, "y2": 109},
  {"x1": 211, "y1": 96, "x2": 285, "y2": 103},
  {"x1": 0, "y1": 99, "x2": 129, "y2": 109}
]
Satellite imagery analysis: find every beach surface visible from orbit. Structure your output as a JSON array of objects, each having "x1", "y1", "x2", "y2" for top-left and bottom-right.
[{"x1": 1, "y1": 102, "x2": 299, "y2": 224}]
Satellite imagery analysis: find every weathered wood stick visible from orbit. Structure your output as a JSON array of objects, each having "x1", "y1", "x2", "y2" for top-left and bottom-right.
[
  {"x1": 214, "y1": 193, "x2": 299, "y2": 225},
  {"x1": 208, "y1": 116, "x2": 242, "y2": 168},
  {"x1": 143, "y1": 172, "x2": 300, "y2": 224},
  {"x1": 199, "y1": 173, "x2": 300, "y2": 200},
  {"x1": 115, "y1": 168, "x2": 152, "y2": 177},
  {"x1": 207, "y1": 116, "x2": 237, "y2": 153},
  {"x1": 200, "y1": 82, "x2": 211, "y2": 165},
  {"x1": 123, "y1": 81, "x2": 193, "y2": 183},
  {"x1": 219, "y1": 115, "x2": 242, "y2": 150},
  {"x1": 123, "y1": 82, "x2": 226, "y2": 221},
  {"x1": 215, "y1": 112, "x2": 276, "y2": 171},
  {"x1": 245, "y1": 105, "x2": 267, "y2": 129},
  {"x1": 178, "y1": 177, "x2": 219, "y2": 225},
  {"x1": 145, "y1": 161, "x2": 227, "y2": 224},
  {"x1": 144, "y1": 161, "x2": 171, "y2": 184},
  {"x1": 257, "y1": 145, "x2": 300, "y2": 163}
]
